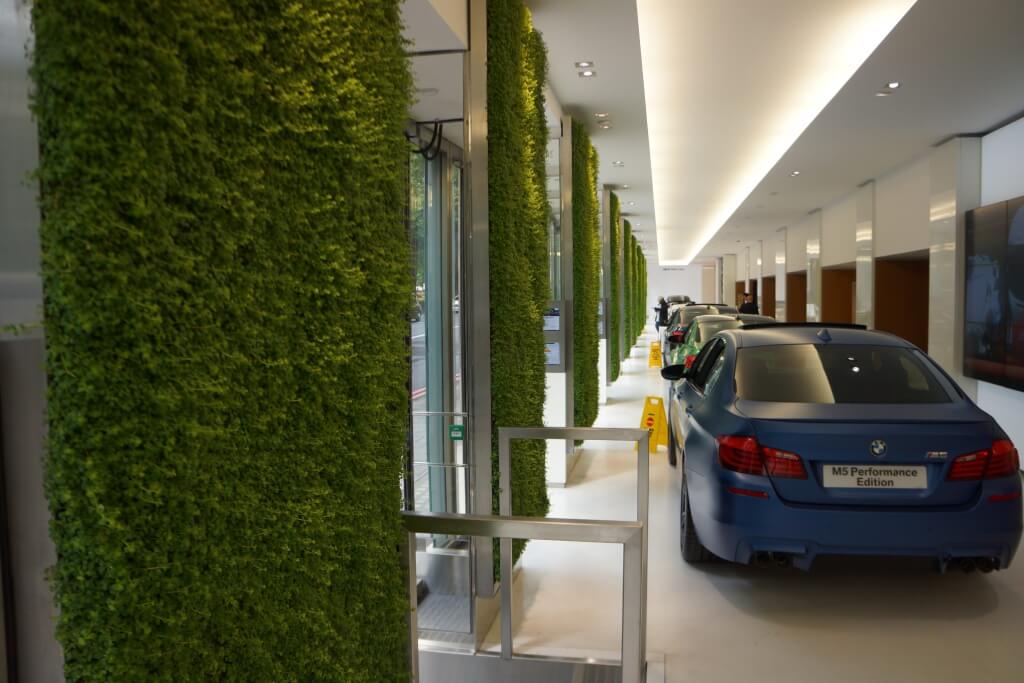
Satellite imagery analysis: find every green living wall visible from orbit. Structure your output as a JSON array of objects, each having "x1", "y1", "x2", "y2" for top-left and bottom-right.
[
  {"x1": 488, "y1": 0, "x2": 550, "y2": 549},
  {"x1": 572, "y1": 120, "x2": 600, "y2": 429},
  {"x1": 636, "y1": 241, "x2": 647, "y2": 338},
  {"x1": 33, "y1": 2, "x2": 411, "y2": 681},
  {"x1": 608, "y1": 192, "x2": 622, "y2": 381},
  {"x1": 622, "y1": 220, "x2": 633, "y2": 360}
]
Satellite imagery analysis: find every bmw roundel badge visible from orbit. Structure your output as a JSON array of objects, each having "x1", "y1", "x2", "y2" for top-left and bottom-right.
[{"x1": 869, "y1": 439, "x2": 887, "y2": 457}]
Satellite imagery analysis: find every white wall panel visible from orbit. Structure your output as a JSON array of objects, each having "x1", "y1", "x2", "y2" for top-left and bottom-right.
[
  {"x1": 875, "y1": 155, "x2": 931, "y2": 258},
  {"x1": 786, "y1": 221, "x2": 808, "y2": 272},
  {"x1": 981, "y1": 115, "x2": 1024, "y2": 205},
  {"x1": 647, "y1": 264, "x2": 702, "y2": 311},
  {"x1": 821, "y1": 192, "x2": 857, "y2": 267}
]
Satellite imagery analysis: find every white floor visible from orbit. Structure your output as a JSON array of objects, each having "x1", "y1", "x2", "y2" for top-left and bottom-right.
[{"x1": 498, "y1": 328, "x2": 1024, "y2": 683}]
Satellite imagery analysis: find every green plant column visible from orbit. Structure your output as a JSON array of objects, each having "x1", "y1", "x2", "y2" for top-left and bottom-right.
[
  {"x1": 488, "y1": 0, "x2": 550, "y2": 559},
  {"x1": 571, "y1": 119, "x2": 600, "y2": 428},
  {"x1": 33, "y1": 2, "x2": 411, "y2": 680},
  {"x1": 623, "y1": 220, "x2": 632, "y2": 359},
  {"x1": 609, "y1": 192, "x2": 622, "y2": 381}
]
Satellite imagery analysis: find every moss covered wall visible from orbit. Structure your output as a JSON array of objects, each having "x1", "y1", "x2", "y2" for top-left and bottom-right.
[
  {"x1": 571, "y1": 120, "x2": 600, "y2": 428},
  {"x1": 608, "y1": 192, "x2": 622, "y2": 381},
  {"x1": 487, "y1": 0, "x2": 550, "y2": 545},
  {"x1": 32, "y1": 2, "x2": 411, "y2": 680},
  {"x1": 623, "y1": 220, "x2": 633, "y2": 359}
]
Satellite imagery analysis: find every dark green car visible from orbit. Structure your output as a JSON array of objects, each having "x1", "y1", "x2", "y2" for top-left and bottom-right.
[{"x1": 669, "y1": 314, "x2": 776, "y2": 367}]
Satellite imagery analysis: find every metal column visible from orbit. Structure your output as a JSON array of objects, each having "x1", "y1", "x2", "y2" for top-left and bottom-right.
[{"x1": 463, "y1": 0, "x2": 494, "y2": 601}]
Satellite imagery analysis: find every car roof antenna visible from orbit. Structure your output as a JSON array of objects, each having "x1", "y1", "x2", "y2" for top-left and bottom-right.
[{"x1": 817, "y1": 328, "x2": 832, "y2": 343}]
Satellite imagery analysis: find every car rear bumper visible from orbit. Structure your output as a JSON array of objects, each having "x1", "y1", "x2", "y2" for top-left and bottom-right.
[{"x1": 687, "y1": 470, "x2": 1023, "y2": 570}]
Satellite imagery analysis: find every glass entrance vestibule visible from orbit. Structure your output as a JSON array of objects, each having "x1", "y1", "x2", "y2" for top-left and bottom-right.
[{"x1": 405, "y1": 132, "x2": 473, "y2": 635}]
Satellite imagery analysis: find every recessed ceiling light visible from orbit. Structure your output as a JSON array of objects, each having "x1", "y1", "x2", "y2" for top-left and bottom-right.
[
  {"x1": 595, "y1": 112, "x2": 609, "y2": 119},
  {"x1": 875, "y1": 89, "x2": 891, "y2": 97},
  {"x1": 622, "y1": 184, "x2": 630, "y2": 189},
  {"x1": 628, "y1": 201, "x2": 636, "y2": 206},
  {"x1": 887, "y1": 81, "x2": 900, "y2": 89},
  {"x1": 579, "y1": 70, "x2": 597, "y2": 78},
  {"x1": 612, "y1": 160, "x2": 625, "y2": 167},
  {"x1": 790, "y1": 170, "x2": 800, "y2": 176},
  {"x1": 575, "y1": 61, "x2": 594, "y2": 69},
  {"x1": 599, "y1": 121, "x2": 612, "y2": 129}
]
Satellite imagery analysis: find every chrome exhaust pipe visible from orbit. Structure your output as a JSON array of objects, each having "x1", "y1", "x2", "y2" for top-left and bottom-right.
[{"x1": 977, "y1": 557, "x2": 996, "y2": 574}]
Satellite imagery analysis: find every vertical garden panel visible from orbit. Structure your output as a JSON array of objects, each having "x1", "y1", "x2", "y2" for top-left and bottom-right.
[
  {"x1": 608, "y1": 192, "x2": 621, "y2": 381},
  {"x1": 33, "y1": 2, "x2": 412, "y2": 680},
  {"x1": 623, "y1": 220, "x2": 634, "y2": 357},
  {"x1": 571, "y1": 120, "x2": 600, "y2": 428},
  {"x1": 487, "y1": 0, "x2": 550, "y2": 553}
]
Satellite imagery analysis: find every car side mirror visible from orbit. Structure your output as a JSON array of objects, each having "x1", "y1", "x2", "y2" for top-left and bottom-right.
[{"x1": 661, "y1": 364, "x2": 689, "y2": 381}]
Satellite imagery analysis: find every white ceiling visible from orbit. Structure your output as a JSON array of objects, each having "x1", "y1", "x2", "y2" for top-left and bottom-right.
[
  {"x1": 702, "y1": 0, "x2": 1024, "y2": 260},
  {"x1": 404, "y1": 0, "x2": 1024, "y2": 269},
  {"x1": 637, "y1": 0, "x2": 916, "y2": 266},
  {"x1": 527, "y1": 0, "x2": 658, "y2": 255}
]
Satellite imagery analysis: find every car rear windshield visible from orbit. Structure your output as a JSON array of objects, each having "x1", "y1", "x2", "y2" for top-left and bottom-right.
[
  {"x1": 681, "y1": 306, "x2": 716, "y2": 325},
  {"x1": 735, "y1": 344, "x2": 953, "y2": 403},
  {"x1": 697, "y1": 319, "x2": 742, "y2": 342}
]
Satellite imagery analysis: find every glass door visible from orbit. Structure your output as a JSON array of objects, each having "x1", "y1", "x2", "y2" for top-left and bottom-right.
[{"x1": 406, "y1": 137, "x2": 472, "y2": 635}]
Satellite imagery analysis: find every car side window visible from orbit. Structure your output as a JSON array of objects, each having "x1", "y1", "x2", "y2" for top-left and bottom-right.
[
  {"x1": 690, "y1": 339, "x2": 724, "y2": 392},
  {"x1": 703, "y1": 352, "x2": 728, "y2": 395}
]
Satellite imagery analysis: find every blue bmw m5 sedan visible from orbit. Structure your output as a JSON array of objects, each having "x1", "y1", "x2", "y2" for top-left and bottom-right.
[{"x1": 662, "y1": 323, "x2": 1022, "y2": 572}]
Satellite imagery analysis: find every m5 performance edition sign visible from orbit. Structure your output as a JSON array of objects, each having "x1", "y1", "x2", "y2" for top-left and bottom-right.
[{"x1": 822, "y1": 464, "x2": 927, "y2": 489}]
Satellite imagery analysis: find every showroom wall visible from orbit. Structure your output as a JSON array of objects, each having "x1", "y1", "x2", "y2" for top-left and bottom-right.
[
  {"x1": 760, "y1": 123, "x2": 1023, "y2": 468},
  {"x1": 977, "y1": 116, "x2": 1024, "y2": 456},
  {"x1": 645, "y1": 264, "x2": 703, "y2": 318}
]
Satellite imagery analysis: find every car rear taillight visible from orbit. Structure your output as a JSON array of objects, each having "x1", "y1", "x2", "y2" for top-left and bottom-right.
[
  {"x1": 717, "y1": 436, "x2": 807, "y2": 479},
  {"x1": 684, "y1": 354, "x2": 696, "y2": 369},
  {"x1": 717, "y1": 436, "x2": 764, "y2": 475},
  {"x1": 947, "y1": 439, "x2": 1019, "y2": 481},
  {"x1": 762, "y1": 446, "x2": 808, "y2": 479},
  {"x1": 669, "y1": 330, "x2": 685, "y2": 343}
]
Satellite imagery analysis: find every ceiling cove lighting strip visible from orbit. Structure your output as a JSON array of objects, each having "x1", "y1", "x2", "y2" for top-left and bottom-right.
[{"x1": 636, "y1": 0, "x2": 917, "y2": 266}]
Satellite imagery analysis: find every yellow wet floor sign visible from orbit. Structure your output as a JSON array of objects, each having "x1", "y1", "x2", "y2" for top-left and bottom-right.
[
  {"x1": 648, "y1": 341, "x2": 662, "y2": 368},
  {"x1": 638, "y1": 395, "x2": 668, "y2": 450}
]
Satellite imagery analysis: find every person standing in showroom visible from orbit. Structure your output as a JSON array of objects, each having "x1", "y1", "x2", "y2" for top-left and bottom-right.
[
  {"x1": 654, "y1": 296, "x2": 669, "y2": 331},
  {"x1": 739, "y1": 292, "x2": 758, "y2": 314}
]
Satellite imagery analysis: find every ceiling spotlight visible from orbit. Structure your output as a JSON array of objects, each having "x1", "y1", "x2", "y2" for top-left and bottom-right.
[
  {"x1": 887, "y1": 81, "x2": 900, "y2": 89},
  {"x1": 579, "y1": 69, "x2": 597, "y2": 78},
  {"x1": 612, "y1": 160, "x2": 625, "y2": 167},
  {"x1": 575, "y1": 61, "x2": 594, "y2": 69},
  {"x1": 595, "y1": 112, "x2": 609, "y2": 119},
  {"x1": 622, "y1": 184, "x2": 630, "y2": 189},
  {"x1": 790, "y1": 170, "x2": 800, "y2": 177},
  {"x1": 599, "y1": 121, "x2": 612, "y2": 129},
  {"x1": 875, "y1": 90, "x2": 891, "y2": 97},
  {"x1": 628, "y1": 201, "x2": 636, "y2": 206}
]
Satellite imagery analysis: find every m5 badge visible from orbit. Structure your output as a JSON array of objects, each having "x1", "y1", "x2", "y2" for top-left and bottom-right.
[{"x1": 925, "y1": 451, "x2": 948, "y2": 460}]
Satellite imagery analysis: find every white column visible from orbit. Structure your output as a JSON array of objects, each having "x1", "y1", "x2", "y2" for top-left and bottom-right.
[
  {"x1": 855, "y1": 182, "x2": 875, "y2": 328},
  {"x1": 928, "y1": 137, "x2": 981, "y2": 396}
]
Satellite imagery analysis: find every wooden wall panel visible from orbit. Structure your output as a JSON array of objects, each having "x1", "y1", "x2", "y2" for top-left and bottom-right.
[
  {"x1": 874, "y1": 258, "x2": 929, "y2": 350},
  {"x1": 786, "y1": 272, "x2": 807, "y2": 322},
  {"x1": 822, "y1": 268, "x2": 856, "y2": 323}
]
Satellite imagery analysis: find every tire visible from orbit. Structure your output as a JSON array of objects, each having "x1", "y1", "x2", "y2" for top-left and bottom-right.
[{"x1": 680, "y1": 474, "x2": 713, "y2": 563}]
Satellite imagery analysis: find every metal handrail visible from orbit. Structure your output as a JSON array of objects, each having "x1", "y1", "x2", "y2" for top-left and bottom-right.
[
  {"x1": 402, "y1": 511, "x2": 646, "y2": 683},
  {"x1": 497, "y1": 426, "x2": 650, "y2": 683}
]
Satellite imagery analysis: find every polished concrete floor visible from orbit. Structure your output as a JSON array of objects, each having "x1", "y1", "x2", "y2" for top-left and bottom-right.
[{"x1": 497, "y1": 329, "x2": 1024, "y2": 683}]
